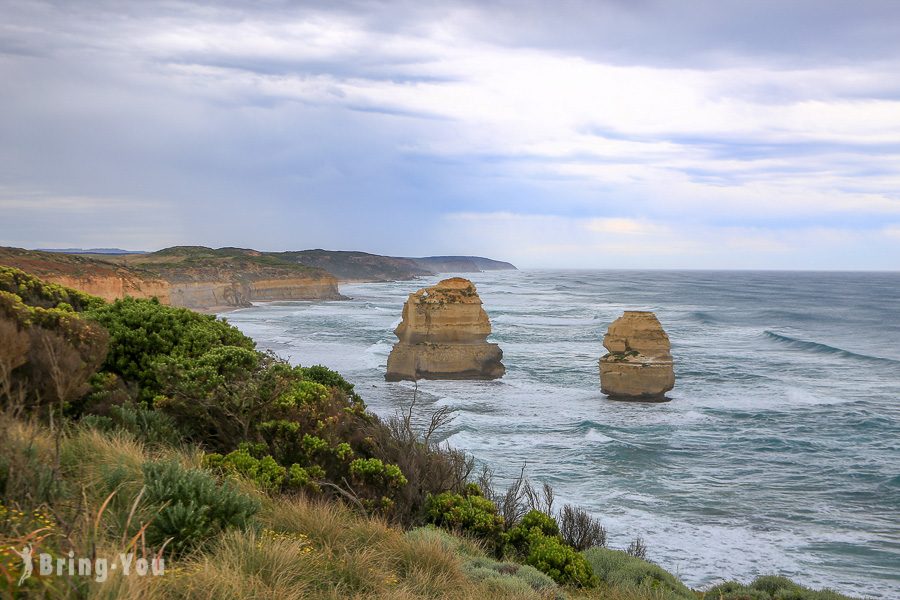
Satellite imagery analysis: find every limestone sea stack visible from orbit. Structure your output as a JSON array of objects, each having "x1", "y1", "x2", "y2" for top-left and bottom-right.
[
  {"x1": 599, "y1": 311, "x2": 675, "y2": 401},
  {"x1": 385, "y1": 277, "x2": 505, "y2": 381}
]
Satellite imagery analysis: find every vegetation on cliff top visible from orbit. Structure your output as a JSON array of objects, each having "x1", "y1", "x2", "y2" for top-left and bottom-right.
[
  {"x1": 0, "y1": 245, "x2": 336, "y2": 289},
  {"x1": 0, "y1": 268, "x2": 860, "y2": 599}
]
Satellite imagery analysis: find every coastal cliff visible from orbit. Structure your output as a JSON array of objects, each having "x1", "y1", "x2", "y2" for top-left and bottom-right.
[
  {"x1": 599, "y1": 311, "x2": 675, "y2": 401},
  {"x1": 386, "y1": 277, "x2": 505, "y2": 381},
  {"x1": 0, "y1": 246, "x2": 343, "y2": 311},
  {"x1": 275, "y1": 250, "x2": 516, "y2": 282}
]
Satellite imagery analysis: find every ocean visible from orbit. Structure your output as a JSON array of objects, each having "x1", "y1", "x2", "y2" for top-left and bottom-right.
[{"x1": 222, "y1": 270, "x2": 900, "y2": 597}]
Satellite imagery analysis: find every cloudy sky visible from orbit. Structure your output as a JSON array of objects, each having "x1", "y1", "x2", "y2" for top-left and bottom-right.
[{"x1": 2, "y1": 0, "x2": 899, "y2": 269}]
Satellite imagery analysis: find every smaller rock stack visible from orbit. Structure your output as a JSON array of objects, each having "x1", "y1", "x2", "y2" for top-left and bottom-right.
[
  {"x1": 385, "y1": 277, "x2": 505, "y2": 381},
  {"x1": 599, "y1": 311, "x2": 675, "y2": 401}
]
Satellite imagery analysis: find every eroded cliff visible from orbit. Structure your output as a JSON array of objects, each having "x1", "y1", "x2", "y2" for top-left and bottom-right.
[
  {"x1": 599, "y1": 311, "x2": 675, "y2": 401},
  {"x1": 0, "y1": 247, "x2": 343, "y2": 311},
  {"x1": 385, "y1": 277, "x2": 504, "y2": 381}
]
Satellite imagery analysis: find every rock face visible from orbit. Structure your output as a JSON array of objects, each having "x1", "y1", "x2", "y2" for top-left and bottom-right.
[
  {"x1": 0, "y1": 246, "x2": 343, "y2": 312},
  {"x1": 599, "y1": 311, "x2": 674, "y2": 401},
  {"x1": 385, "y1": 277, "x2": 505, "y2": 381}
]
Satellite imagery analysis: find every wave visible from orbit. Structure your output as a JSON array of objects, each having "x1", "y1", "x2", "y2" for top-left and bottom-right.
[
  {"x1": 763, "y1": 331, "x2": 900, "y2": 365},
  {"x1": 689, "y1": 311, "x2": 718, "y2": 324}
]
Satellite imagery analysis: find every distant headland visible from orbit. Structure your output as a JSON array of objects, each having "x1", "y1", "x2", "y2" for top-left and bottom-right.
[{"x1": 0, "y1": 245, "x2": 516, "y2": 312}]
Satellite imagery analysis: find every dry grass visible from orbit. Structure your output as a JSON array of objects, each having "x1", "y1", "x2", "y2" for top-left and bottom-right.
[
  {"x1": 119, "y1": 496, "x2": 554, "y2": 600},
  {"x1": 1, "y1": 414, "x2": 696, "y2": 600}
]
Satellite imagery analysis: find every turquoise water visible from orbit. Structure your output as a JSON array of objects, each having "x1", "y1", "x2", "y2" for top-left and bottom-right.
[{"x1": 223, "y1": 270, "x2": 900, "y2": 597}]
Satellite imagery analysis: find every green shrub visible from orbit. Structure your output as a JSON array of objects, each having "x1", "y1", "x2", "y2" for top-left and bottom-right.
[
  {"x1": 349, "y1": 457, "x2": 407, "y2": 488},
  {"x1": 298, "y1": 364, "x2": 363, "y2": 405},
  {"x1": 141, "y1": 460, "x2": 259, "y2": 555},
  {"x1": 751, "y1": 576, "x2": 803, "y2": 596},
  {"x1": 508, "y1": 509, "x2": 560, "y2": 549},
  {"x1": 83, "y1": 402, "x2": 182, "y2": 446},
  {"x1": 522, "y1": 532, "x2": 597, "y2": 588},
  {"x1": 582, "y1": 547, "x2": 692, "y2": 598},
  {"x1": 705, "y1": 577, "x2": 856, "y2": 600},
  {"x1": 202, "y1": 445, "x2": 320, "y2": 494},
  {"x1": 704, "y1": 582, "x2": 770, "y2": 600},
  {"x1": 425, "y1": 490, "x2": 505, "y2": 545},
  {"x1": 463, "y1": 556, "x2": 561, "y2": 594},
  {"x1": 87, "y1": 297, "x2": 254, "y2": 402},
  {"x1": 0, "y1": 266, "x2": 104, "y2": 312},
  {"x1": 404, "y1": 525, "x2": 481, "y2": 557},
  {"x1": 475, "y1": 572, "x2": 535, "y2": 595},
  {"x1": 204, "y1": 446, "x2": 285, "y2": 491},
  {"x1": 515, "y1": 563, "x2": 560, "y2": 591}
]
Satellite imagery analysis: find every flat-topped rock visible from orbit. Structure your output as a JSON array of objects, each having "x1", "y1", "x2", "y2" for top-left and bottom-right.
[
  {"x1": 599, "y1": 311, "x2": 674, "y2": 401},
  {"x1": 386, "y1": 277, "x2": 504, "y2": 381}
]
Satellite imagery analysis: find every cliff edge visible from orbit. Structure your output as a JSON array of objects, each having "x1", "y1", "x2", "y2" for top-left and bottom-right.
[{"x1": 0, "y1": 246, "x2": 343, "y2": 311}]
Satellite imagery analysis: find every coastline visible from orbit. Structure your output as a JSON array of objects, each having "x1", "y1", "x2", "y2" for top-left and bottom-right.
[{"x1": 222, "y1": 269, "x2": 900, "y2": 597}]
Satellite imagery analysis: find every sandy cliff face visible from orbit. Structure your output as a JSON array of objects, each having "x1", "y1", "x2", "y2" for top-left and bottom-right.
[
  {"x1": 0, "y1": 247, "x2": 343, "y2": 311},
  {"x1": 599, "y1": 311, "x2": 675, "y2": 401},
  {"x1": 386, "y1": 277, "x2": 504, "y2": 381},
  {"x1": 48, "y1": 274, "x2": 171, "y2": 304},
  {"x1": 30, "y1": 276, "x2": 343, "y2": 311},
  {"x1": 168, "y1": 277, "x2": 343, "y2": 311}
]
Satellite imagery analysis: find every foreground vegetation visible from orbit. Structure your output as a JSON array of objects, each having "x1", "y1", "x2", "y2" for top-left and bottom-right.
[{"x1": 0, "y1": 266, "x2": 860, "y2": 599}]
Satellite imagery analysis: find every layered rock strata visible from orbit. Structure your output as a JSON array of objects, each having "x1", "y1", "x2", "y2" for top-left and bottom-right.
[
  {"x1": 0, "y1": 247, "x2": 343, "y2": 312},
  {"x1": 599, "y1": 311, "x2": 674, "y2": 401},
  {"x1": 385, "y1": 277, "x2": 505, "y2": 381}
]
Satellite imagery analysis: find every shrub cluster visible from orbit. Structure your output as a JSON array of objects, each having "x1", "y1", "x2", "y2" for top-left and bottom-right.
[
  {"x1": 142, "y1": 460, "x2": 260, "y2": 555},
  {"x1": 507, "y1": 510, "x2": 597, "y2": 588},
  {"x1": 0, "y1": 274, "x2": 439, "y2": 528},
  {"x1": 706, "y1": 575, "x2": 852, "y2": 600},
  {"x1": 424, "y1": 487, "x2": 505, "y2": 546},
  {"x1": 582, "y1": 547, "x2": 693, "y2": 599},
  {"x1": 203, "y1": 443, "x2": 322, "y2": 493},
  {"x1": 424, "y1": 491, "x2": 598, "y2": 588}
]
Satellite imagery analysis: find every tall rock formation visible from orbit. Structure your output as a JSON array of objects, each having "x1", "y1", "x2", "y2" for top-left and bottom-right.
[
  {"x1": 385, "y1": 277, "x2": 505, "y2": 381},
  {"x1": 599, "y1": 311, "x2": 674, "y2": 401}
]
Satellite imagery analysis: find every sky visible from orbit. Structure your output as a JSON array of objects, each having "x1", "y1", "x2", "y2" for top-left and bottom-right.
[{"x1": 1, "y1": 0, "x2": 900, "y2": 269}]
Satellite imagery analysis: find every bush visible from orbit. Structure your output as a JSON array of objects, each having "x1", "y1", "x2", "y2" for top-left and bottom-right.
[
  {"x1": 425, "y1": 490, "x2": 505, "y2": 546},
  {"x1": 751, "y1": 576, "x2": 803, "y2": 596},
  {"x1": 582, "y1": 547, "x2": 693, "y2": 598},
  {"x1": 0, "y1": 266, "x2": 104, "y2": 313},
  {"x1": 559, "y1": 503, "x2": 606, "y2": 551},
  {"x1": 298, "y1": 364, "x2": 363, "y2": 405},
  {"x1": 522, "y1": 532, "x2": 597, "y2": 588},
  {"x1": 704, "y1": 582, "x2": 771, "y2": 600},
  {"x1": 515, "y1": 564, "x2": 560, "y2": 592},
  {"x1": 705, "y1": 576, "x2": 856, "y2": 600},
  {"x1": 87, "y1": 297, "x2": 254, "y2": 402},
  {"x1": 82, "y1": 402, "x2": 182, "y2": 446},
  {"x1": 404, "y1": 526, "x2": 482, "y2": 557},
  {"x1": 203, "y1": 445, "x2": 319, "y2": 493},
  {"x1": 462, "y1": 556, "x2": 562, "y2": 594},
  {"x1": 508, "y1": 509, "x2": 560, "y2": 549},
  {"x1": 141, "y1": 460, "x2": 259, "y2": 555},
  {"x1": 349, "y1": 457, "x2": 407, "y2": 488}
]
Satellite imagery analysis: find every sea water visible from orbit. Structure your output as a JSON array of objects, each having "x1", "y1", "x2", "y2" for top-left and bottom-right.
[{"x1": 223, "y1": 270, "x2": 900, "y2": 597}]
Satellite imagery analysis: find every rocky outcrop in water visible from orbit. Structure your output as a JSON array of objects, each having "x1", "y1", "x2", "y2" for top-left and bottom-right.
[
  {"x1": 385, "y1": 277, "x2": 504, "y2": 381},
  {"x1": 599, "y1": 311, "x2": 674, "y2": 401}
]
